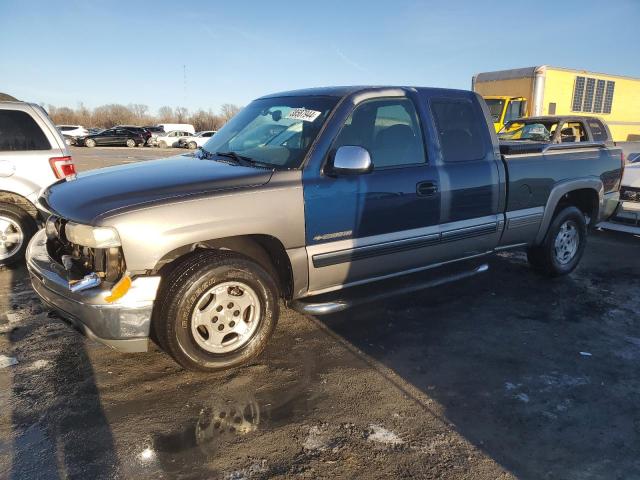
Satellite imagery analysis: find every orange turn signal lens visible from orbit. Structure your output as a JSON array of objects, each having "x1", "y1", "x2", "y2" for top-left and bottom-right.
[{"x1": 105, "y1": 275, "x2": 132, "y2": 303}]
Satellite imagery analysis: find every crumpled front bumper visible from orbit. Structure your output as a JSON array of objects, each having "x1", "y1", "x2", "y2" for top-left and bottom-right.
[{"x1": 26, "y1": 229, "x2": 161, "y2": 353}]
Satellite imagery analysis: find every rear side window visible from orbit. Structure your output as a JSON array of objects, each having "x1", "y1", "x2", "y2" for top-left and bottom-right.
[
  {"x1": 587, "y1": 119, "x2": 608, "y2": 141},
  {"x1": 0, "y1": 110, "x2": 51, "y2": 151},
  {"x1": 431, "y1": 99, "x2": 485, "y2": 162}
]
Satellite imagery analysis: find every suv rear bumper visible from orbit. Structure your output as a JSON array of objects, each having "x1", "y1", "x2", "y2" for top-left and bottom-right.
[{"x1": 26, "y1": 229, "x2": 161, "y2": 353}]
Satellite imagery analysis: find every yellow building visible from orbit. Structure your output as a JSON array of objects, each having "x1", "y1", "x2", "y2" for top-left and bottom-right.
[{"x1": 472, "y1": 66, "x2": 640, "y2": 141}]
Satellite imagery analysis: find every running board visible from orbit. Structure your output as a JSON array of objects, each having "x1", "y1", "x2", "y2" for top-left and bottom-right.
[{"x1": 290, "y1": 262, "x2": 489, "y2": 316}]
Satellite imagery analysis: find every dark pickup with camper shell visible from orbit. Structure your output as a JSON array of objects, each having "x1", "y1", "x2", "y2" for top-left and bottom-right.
[{"x1": 27, "y1": 86, "x2": 623, "y2": 371}]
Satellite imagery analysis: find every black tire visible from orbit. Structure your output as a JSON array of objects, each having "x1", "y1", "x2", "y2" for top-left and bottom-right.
[
  {"x1": 126, "y1": 138, "x2": 136, "y2": 148},
  {"x1": 0, "y1": 203, "x2": 37, "y2": 267},
  {"x1": 85, "y1": 138, "x2": 96, "y2": 148},
  {"x1": 527, "y1": 205, "x2": 587, "y2": 277},
  {"x1": 152, "y1": 250, "x2": 279, "y2": 371},
  {"x1": 188, "y1": 141, "x2": 197, "y2": 150}
]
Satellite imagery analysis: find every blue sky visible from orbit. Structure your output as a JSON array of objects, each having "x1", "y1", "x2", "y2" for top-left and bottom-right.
[{"x1": 1, "y1": 0, "x2": 639, "y2": 113}]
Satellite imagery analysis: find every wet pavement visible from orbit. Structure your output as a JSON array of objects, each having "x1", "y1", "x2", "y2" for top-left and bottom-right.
[{"x1": 0, "y1": 148, "x2": 639, "y2": 479}]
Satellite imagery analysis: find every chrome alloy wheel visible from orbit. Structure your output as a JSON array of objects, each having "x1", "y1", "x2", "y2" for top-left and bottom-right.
[
  {"x1": 554, "y1": 220, "x2": 579, "y2": 265},
  {"x1": 0, "y1": 216, "x2": 23, "y2": 261},
  {"x1": 190, "y1": 281, "x2": 261, "y2": 354}
]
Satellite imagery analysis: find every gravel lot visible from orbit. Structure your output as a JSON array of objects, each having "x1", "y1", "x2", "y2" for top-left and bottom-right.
[{"x1": 0, "y1": 147, "x2": 639, "y2": 479}]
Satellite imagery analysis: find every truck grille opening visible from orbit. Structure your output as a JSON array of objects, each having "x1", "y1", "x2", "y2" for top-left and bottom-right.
[{"x1": 46, "y1": 217, "x2": 125, "y2": 283}]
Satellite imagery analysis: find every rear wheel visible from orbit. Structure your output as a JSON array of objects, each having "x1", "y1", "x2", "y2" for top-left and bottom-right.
[
  {"x1": 158, "y1": 140, "x2": 168, "y2": 149},
  {"x1": 153, "y1": 250, "x2": 279, "y2": 371},
  {"x1": 126, "y1": 138, "x2": 136, "y2": 148},
  {"x1": 0, "y1": 203, "x2": 37, "y2": 267},
  {"x1": 527, "y1": 206, "x2": 587, "y2": 276},
  {"x1": 188, "y1": 141, "x2": 197, "y2": 150},
  {"x1": 85, "y1": 138, "x2": 96, "y2": 148}
]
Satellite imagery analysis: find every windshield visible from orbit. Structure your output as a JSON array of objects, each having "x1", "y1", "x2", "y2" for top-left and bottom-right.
[
  {"x1": 201, "y1": 96, "x2": 339, "y2": 169},
  {"x1": 498, "y1": 121, "x2": 559, "y2": 142},
  {"x1": 485, "y1": 99, "x2": 505, "y2": 122}
]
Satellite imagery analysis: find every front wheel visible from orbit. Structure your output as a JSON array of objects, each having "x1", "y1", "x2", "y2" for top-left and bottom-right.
[
  {"x1": 153, "y1": 250, "x2": 279, "y2": 371},
  {"x1": 188, "y1": 141, "x2": 197, "y2": 150},
  {"x1": 527, "y1": 205, "x2": 587, "y2": 276},
  {"x1": 85, "y1": 138, "x2": 96, "y2": 148},
  {"x1": 0, "y1": 203, "x2": 37, "y2": 266}
]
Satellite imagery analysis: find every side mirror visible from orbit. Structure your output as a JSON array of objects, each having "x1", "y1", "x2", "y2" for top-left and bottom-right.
[{"x1": 331, "y1": 146, "x2": 373, "y2": 175}]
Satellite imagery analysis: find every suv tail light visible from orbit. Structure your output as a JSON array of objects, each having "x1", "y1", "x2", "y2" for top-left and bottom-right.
[{"x1": 49, "y1": 156, "x2": 76, "y2": 179}]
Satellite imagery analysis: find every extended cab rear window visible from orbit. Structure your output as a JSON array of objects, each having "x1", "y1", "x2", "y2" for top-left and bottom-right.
[
  {"x1": 587, "y1": 119, "x2": 608, "y2": 142},
  {"x1": 430, "y1": 99, "x2": 485, "y2": 162},
  {"x1": 0, "y1": 110, "x2": 51, "y2": 151}
]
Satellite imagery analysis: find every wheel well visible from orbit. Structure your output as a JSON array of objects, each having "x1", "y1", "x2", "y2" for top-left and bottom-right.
[
  {"x1": 554, "y1": 188, "x2": 599, "y2": 225},
  {"x1": 0, "y1": 191, "x2": 38, "y2": 221},
  {"x1": 156, "y1": 235, "x2": 294, "y2": 299}
]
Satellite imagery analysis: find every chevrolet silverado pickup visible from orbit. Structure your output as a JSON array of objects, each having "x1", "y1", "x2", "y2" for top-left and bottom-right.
[{"x1": 26, "y1": 86, "x2": 623, "y2": 371}]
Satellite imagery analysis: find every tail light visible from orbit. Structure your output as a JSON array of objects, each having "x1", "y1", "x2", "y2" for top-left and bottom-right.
[{"x1": 49, "y1": 156, "x2": 76, "y2": 179}]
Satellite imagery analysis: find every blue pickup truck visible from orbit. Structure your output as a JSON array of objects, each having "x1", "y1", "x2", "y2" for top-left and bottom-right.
[{"x1": 28, "y1": 86, "x2": 623, "y2": 371}]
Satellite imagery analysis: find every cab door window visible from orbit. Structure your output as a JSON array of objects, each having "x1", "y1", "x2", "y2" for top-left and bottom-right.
[{"x1": 333, "y1": 98, "x2": 425, "y2": 168}]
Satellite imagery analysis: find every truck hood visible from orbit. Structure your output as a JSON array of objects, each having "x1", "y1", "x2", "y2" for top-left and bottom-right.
[{"x1": 41, "y1": 155, "x2": 274, "y2": 224}]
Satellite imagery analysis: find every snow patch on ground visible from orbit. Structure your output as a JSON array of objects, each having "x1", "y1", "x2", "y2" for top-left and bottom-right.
[
  {"x1": 303, "y1": 424, "x2": 333, "y2": 452},
  {"x1": 25, "y1": 359, "x2": 51, "y2": 371},
  {"x1": 224, "y1": 460, "x2": 267, "y2": 480},
  {"x1": 366, "y1": 424, "x2": 404, "y2": 446}
]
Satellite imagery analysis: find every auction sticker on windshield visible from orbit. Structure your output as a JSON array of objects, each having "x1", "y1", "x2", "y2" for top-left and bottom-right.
[{"x1": 287, "y1": 108, "x2": 321, "y2": 122}]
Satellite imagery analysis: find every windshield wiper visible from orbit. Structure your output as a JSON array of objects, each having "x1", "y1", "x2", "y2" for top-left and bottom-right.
[
  {"x1": 216, "y1": 151, "x2": 254, "y2": 166},
  {"x1": 200, "y1": 149, "x2": 274, "y2": 169}
]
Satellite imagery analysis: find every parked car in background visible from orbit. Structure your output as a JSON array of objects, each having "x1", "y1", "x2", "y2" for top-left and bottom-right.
[
  {"x1": 143, "y1": 126, "x2": 165, "y2": 135},
  {"x1": 151, "y1": 130, "x2": 193, "y2": 148},
  {"x1": 178, "y1": 130, "x2": 217, "y2": 149},
  {"x1": 57, "y1": 125, "x2": 89, "y2": 146},
  {"x1": 57, "y1": 125, "x2": 88, "y2": 137},
  {"x1": 114, "y1": 125, "x2": 152, "y2": 144},
  {"x1": 0, "y1": 101, "x2": 76, "y2": 265},
  {"x1": 27, "y1": 86, "x2": 622, "y2": 371},
  {"x1": 76, "y1": 127, "x2": 146, "y2": 147},
  {"x1": 156, "y1": 123, "x2": 195, "y2": 134}
]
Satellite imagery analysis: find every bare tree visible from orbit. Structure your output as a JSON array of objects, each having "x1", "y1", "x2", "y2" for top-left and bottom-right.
[
  {"x1": 46, "y1": 102, "x2": 241, "y2": 130},
  {"x1": 129, "y1": 104, "x2": 151, "y2": 125},
  {"x1": 220, "y1": 103, "x2": 240, "y2": 122},
  {"x1": 175, "y1": 106, "x2": 189, "y2": 123},
  {"x1": 157, "y1": 106, "x2": 174, "y2": 123},
  {"x1": 189, "y1": 109, "x2": 224, "y2": 132}
]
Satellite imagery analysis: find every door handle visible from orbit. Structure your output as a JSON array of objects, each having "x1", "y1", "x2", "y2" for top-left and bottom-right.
[{"x1": 417, "y1": 181, "x2": 438, "y2": 196}]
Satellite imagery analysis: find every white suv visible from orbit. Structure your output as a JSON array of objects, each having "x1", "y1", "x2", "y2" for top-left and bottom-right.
[
  {"x1": 0, "y1": 101, "x2": 76, "y2": 265},
  {"x1": 57, "y1": 124, "x2": 89, "y2": 145}
]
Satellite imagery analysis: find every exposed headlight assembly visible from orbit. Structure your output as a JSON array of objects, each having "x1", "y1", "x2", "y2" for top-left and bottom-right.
[{"x1": 65, "y1": 222, "x2": 121, "y2": 248}]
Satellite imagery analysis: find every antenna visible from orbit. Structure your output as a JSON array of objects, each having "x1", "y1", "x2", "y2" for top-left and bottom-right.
[{"x1": 183, "y1": 64, "x2": 187, "y2": 107}]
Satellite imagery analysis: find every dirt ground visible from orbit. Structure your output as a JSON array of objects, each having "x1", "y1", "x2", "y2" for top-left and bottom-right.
[{"x1": 0, "y1": 147, "x2": 639, "y2": 479}]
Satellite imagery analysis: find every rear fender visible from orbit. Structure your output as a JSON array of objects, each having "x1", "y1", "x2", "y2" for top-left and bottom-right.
[{"x1": 535, "y1": 178, "x2": 603, "y2": 244}]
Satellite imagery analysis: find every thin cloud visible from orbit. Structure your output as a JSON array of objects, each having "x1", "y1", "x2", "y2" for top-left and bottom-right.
[{"x1": 336, "y1": 49, "x2": 370, "y2": 74}]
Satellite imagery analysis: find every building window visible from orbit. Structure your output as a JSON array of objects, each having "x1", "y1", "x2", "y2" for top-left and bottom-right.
[
  {"x1": 572, "y1": 76, "x2": 615, "y2": 114},
  {"x1": 572, "y1": 77, "x2": 585, "y2": 111},
  {"x1": 603, "y1": 81, "x2": 615, "y2": 114},
  {"x1": 593, "y1": 80, "x2": 606, "y2": 113}
]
